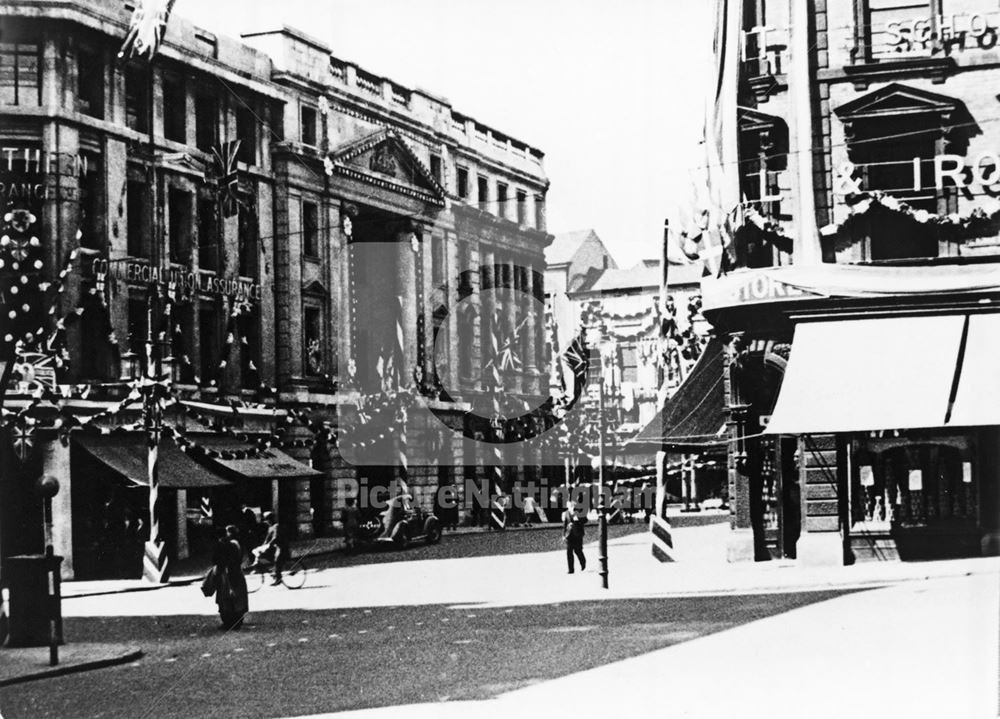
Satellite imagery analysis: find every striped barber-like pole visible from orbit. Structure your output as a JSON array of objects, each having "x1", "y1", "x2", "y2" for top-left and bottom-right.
[
  {"x1": 490, "y1": 495, "x2": 506, "y2": 531},
  {"x1": 489, "y1": 304, "x2": 507, "y2": 531},
  {"x1": 649, "y1": 514, "x2": 676, "y2": 563},
  {"x1": 143, "y1": 395, "x2": 170, "y2": 583}
]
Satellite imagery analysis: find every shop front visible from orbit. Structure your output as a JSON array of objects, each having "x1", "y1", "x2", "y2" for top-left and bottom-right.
[{"x1": 703, "y1": 262, "x2": 1000, "y2": 564}]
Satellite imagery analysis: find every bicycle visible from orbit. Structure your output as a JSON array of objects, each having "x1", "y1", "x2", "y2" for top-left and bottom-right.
[{"x1": 243, "y1": 552, "x2": 308, "y2": 593}]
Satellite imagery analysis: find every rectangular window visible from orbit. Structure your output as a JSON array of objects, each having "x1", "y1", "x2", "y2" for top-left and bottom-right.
[
  {"x1": 127, "y1": 297, "x2": 148, "y2": 359},
  {"x1": 430, "y1": 154, "x2": 442, "y2": 184},
  {"x1": 77, "y1": 46, "x2": 104, "y2": 118},
  {"x1": 302, "y1": 200, "x2": 319, "y2": 257},
  {"x1": 79, "y1": 157, "x2": 103, "y2": 250},
  {"x1": 516, "y1": 190, "x2": 527, "y2": 225},
  {"x1": 0, "y1": 41, "x2": 41, "y2": 106},
  {"x1": 621, "y1": 346, "x2": 638, "y2": 384},
  {"x1": 80, "y1": 294, "x2": 111, "y2": 380},
  {"x1": 173, "y1": 303, "x2": 194, "y2": 383},
  {"x1": 534, "y1": 194, "x2": 545, "y2": 231},
  {"x1": 238, "y1": 202, "x2": 257, "y2": 278},
  {"x1": 240, "y1": 312, "x2": 260, "y2": 389},
  {"x1": 866, "y1": 0, "x2": 935, "y2": 61},
  {"x1": 301, "y1": 105, "x2": 317, "y2": 146},
  {"x1": 496, "y1": 182, "x2": 508, "y2": 219},
  {"x1": 477, "y1": 175, "x2": 489, "y2": 211},
  {"x1": 195, "y1": 91, "x2": 217, "y2": 151},
  {"x1": 431, "y1": 234, "x2": 446, "y2": 287},
  {"x1": 125, "y1": 64, "x2": 149, "y2": 133},
  {"x1": 236, "y1": 105, "x2": 256, "y2": 165},
  {"x1": 456, "y1": 166, "x2": 469, "y2": 199},
  {"x1": 199, "y1": 304, "x2": 219, "y2": 385},
  {"x1": 162, "y1": 71, "x2": 186, "y2": 143},
  {"x1": 126, "y1": 180, "x2": 148, "y2": 258},
  {"x1": 168, "y1": 187, "x2": 192, "y2": 264},
  {"x1": 303, "y1": 305, "x2": 322, "y2": 375},
  {"x1": 198, "y1": 197, "x2": 218, "y2": 271}
]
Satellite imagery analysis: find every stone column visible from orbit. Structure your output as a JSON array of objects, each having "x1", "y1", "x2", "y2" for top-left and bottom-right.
[
  {"x1": 333, "y1": 201, "x2": 354, "y2": 387},
  {"x1": 502, "y1": 258, "x2": 518, "y2": 396},
  {"x1": 480, "y1": 246, "x2": 496, "y2": 391},
  {"x1": 796, "y1": 433, "x2": 846, "y2": 565},
  {"x1": 395, "y1": 230, "x2": 419, "y2": 378},
  {"x1": 523, "y1": 264, "x2": 539, "y2": 394},
  {"x1": 725, "y1": 332, "x2": 756, "y2": 562},
  {"x1": 445, "y1": 231, "x2": 461, "y2": 391}
]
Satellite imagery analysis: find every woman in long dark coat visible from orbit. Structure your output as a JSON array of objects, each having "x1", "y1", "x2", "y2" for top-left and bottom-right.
[{"x1": 212, "y1": 525, "x2": 249, "y2": 630}]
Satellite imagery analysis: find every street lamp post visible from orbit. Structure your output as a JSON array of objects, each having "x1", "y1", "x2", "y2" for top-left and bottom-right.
[{"x1": 597, "y1": 346, "x2": 608, "y2": 589}]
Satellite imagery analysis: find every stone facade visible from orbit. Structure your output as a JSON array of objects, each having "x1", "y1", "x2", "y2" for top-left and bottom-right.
[{"x1": 0, "y1": 1, "x2": 551, "y2": 578}]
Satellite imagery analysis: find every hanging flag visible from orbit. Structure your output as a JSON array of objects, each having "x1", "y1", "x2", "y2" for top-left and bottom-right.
[
  {"x1": 118, "y1": 0, "x2": 177, "y2": 61},
  {"x1": 677, "y1": 0, "x2": 743, "y2": 277}
]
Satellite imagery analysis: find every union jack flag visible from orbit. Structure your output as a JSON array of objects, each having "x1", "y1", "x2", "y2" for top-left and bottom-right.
[{"x1": 118, "y1": 0, "x2": 177, "y2": 61}]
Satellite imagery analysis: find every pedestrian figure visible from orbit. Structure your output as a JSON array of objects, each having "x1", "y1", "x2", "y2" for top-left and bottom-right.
[
  {"x1": 342, "y1": 497, "x2": 360, "y2": 552},
  {"x1": 211, "y1": 525, "x2": 248, "y2": 630},
  {"x1": 239, "y1": 504, "x2": 259, "y2": 559},
  {"x1": 522, "y1": 493, "x2": 538, "y2": 525},
  {"x1": 253, "y1": 511, "x2": 289, "y2": 585},
  {"x1": 562, "y1": 502, "x2": 587, "y2": 573}
]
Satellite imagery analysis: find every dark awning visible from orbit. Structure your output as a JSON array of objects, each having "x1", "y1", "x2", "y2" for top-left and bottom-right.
[
  {"x1": 74, "y1": 434, "x2": 234, "y2": 489},
  {"x1": 194, "y1": 437, "x2": 324, "y2": 481},
  {"x1": 627, "y1": 337, "x2": 726, "y2": 452}
]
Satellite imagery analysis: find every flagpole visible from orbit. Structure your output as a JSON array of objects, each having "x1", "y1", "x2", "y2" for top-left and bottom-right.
[
  {"x1": 660, "y1": 219, "x2": 670, "y2": 389},
  {"x1": 142, "y1": 59, "x2": 168, "y2": 583},
  {"x1": 790, "y1": 0, "x2": 822, "y2": 265}
]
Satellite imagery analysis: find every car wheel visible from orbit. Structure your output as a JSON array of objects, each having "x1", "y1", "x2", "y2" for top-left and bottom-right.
[
  {"x1": 424, "y1": 517, "x2": 442, "y2": 544},
  {"x1": 390, "y1": 521, "x2": 409, "y2": 549}
]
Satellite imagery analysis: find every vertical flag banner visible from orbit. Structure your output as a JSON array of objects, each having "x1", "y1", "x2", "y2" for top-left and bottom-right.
[
  {"x1": 118, "y1": 0, "x2": 177, "y2": 60},
  {"x1": 682, "y1": 0, "x2": 743, "y2": 277}
]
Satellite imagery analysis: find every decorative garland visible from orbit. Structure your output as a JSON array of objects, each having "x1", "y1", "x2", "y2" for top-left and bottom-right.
[{"x1": 822, "y1": 191, "x2": 1000, "y2": 241}]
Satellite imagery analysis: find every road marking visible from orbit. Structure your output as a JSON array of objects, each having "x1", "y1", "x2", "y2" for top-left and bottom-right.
[
  {"x1": 358, "y1": 629, "x2": 368, "y2": 634},
  {"x1": 234, "y1": 647, "x2": 246, "y2": 652},
  {"x1": 328, "y1": 634, "x2": 340, "y2": 639},
  {"x1": 453, "y1": 639, "x2": 473, "y2": 645},
  {"x1": 266, "y1": 642, "x2": 277, "y2": 647},
  {"x1": 298, "y1": 638, "x2": 309, "y2": 643},
  {"x1": 200, "y1": 653, "x2": 212, "y2": 658}
]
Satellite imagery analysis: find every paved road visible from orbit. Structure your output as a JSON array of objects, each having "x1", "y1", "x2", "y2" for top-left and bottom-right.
[
  {"x1": 295, "y1": 522, "x2": 655, "y2": 570},
  {"x1": 0, "y1": 589, "x2": 856, "y2": 719}
]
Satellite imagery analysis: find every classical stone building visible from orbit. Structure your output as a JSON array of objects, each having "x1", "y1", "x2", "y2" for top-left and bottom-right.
[{"x1": 0, "y1": 1, "x2": 551, "y2": 579}]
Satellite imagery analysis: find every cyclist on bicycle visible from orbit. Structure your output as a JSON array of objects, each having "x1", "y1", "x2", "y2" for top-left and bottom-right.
[{"x1": 252, "y1": 511, "x2": 289, "y2": 585}]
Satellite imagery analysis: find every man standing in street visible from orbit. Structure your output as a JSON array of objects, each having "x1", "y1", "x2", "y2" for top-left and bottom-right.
[{"x1": 562, "y1": 501, "x2": 587, "y2": 573}]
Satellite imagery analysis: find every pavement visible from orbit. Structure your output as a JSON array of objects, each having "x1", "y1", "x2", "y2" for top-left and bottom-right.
[
  {"x1": 0, "y1": 643, "x2": 142, "y2": 688},
  {"x1": 3, "y1": 518, "x2": 998, "y2": 715},
  {"x1": 295, "y1": 572, "x2": 999, "y2": 719}
]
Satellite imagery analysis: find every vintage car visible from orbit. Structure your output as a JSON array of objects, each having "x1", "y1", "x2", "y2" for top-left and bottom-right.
[{"x1": 355, "y1": 494, "x2": 442, "y2": 549}]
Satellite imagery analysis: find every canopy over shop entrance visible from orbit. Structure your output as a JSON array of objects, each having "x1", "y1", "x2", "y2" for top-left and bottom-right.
[
  {"x1": 628, "y1": 337, "x2": 727, "y2": 452},
  {"x1": 74, "y1": 434, "x2": 233, "y2": 488},
  {"x1": 765, "y1": 313, "x2": 1000, "y2": 435},
  {"x1": 193, "y1": 437, "x2": 323, "y2": 481}
]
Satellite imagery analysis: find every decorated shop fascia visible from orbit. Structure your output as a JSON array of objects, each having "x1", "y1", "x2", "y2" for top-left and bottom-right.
[{"x1": 87, "y1": 257, "x2": 263, "y2": 302}]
